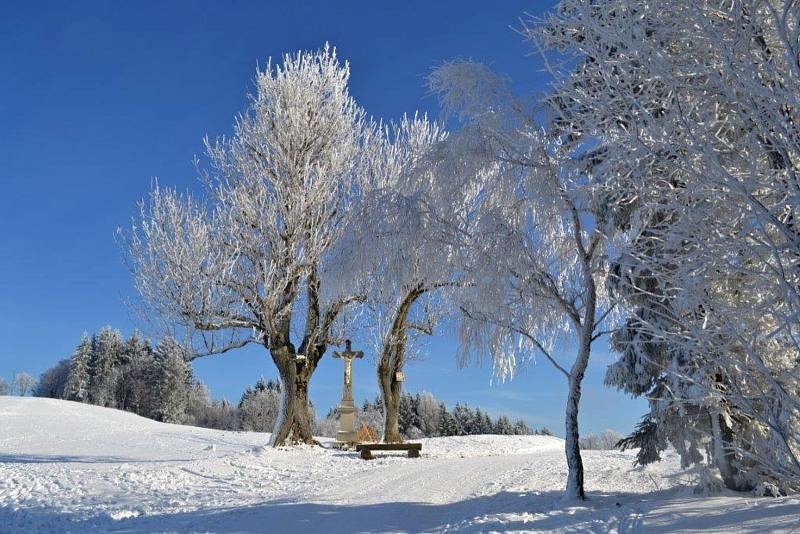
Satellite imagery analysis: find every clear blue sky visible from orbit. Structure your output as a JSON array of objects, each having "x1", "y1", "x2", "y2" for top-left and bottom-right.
[{"x1": 0, "y1": 0, "x2": 645, "y2": 436}]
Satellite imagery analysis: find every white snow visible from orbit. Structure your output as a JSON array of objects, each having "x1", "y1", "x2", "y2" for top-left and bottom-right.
[{"x1": 1, "y1": 397, "x2": 798, "y2": 533}]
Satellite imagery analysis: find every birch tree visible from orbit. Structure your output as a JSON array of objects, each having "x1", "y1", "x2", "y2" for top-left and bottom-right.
[
  {"x1": 12, "y1": 373, "x2": 37, "y2": 397},
  {"x1": 430, "y1": 61, "x2": 618, "y2": 500},
  {"x1": 125, "y1": 45, "x2": 375, "y2": 446},
  {"x1": 536, "y1": 0, "x2": 800, "y2": 493},
  {"x1": 330, "y1": 114, "x2": 470, "y2": 442}
]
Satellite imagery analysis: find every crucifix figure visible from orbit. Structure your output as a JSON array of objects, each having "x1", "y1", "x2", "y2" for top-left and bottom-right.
[
  {"x1": 334, "y1": 339, "x2": 363, "y2": 402},
  {"x1": 332, "y1": 339, "x2": 363, "y2": 444}
]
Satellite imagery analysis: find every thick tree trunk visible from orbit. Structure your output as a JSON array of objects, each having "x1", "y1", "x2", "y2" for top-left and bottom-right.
[
  {"x1": 270, "y1": 346, "x2": 317, "y2": 446},
  {"x1": 710, "y1": 374, "x2": 751, "y2": 492},
  {"x1": 379, "y1": 355, "x2": 404, "y2": 443},
  {"x1": 378, "y1": 286, "x2": 426, "y2": 443}
]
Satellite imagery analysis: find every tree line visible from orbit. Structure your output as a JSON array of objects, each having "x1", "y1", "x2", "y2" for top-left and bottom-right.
[
  {"x1": 32, "y1": 326, "x2": 197, "y2": 424},
  {"x1": 316, "y1": 392, "x2": 550, "y2": 440},
  {"x1": 31, "y1": 329, "x2": 543, "y2": 439}
]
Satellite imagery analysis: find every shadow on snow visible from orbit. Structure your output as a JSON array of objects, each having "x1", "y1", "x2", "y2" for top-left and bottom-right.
[{"x1": 3, "y1": 488, "x2": 798, "y2": 533}]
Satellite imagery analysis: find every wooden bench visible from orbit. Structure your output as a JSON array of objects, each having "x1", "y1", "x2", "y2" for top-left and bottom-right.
[{"x1": 355, "y1": 443, "x2": 422, "y2": 460}]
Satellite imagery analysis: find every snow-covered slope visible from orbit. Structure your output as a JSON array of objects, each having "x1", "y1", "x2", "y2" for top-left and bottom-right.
[{"x1": 1, "y1": 397, "x2": 798, "y2": 533}]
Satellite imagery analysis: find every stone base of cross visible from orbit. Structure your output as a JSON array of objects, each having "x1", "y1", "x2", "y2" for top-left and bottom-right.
[{"x1": 332, "y1": 340, "x2": 363, "y2": 445}]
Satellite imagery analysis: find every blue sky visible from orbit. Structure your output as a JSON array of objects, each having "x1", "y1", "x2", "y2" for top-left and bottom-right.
[{"x1": 0, "y1": 1, "x2": 645, "y2": 436}]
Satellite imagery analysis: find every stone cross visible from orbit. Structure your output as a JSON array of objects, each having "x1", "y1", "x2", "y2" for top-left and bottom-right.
[{"x1": 332, "y1": 339, "x2": 363, "y2": 443}]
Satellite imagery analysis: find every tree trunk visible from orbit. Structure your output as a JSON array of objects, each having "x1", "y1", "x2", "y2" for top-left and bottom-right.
[
  {"x1": 711, "y1": 409, "x2": 751, "y2": 492},
  {"x1": 710, "y1": 373, "x2": 751, "y2": 492},
  {"x1": 564, "y1": 360, "x2": 587, "y2": 500},
  {"x1": 379, "y1": 355, "x2": 404, "y2": 443},
  {"x1": 378, "y1": 286, "x2": 426, "y2": 443},
  {"x1": 564, "y1": 269, "x2": 596, "y2": 500},
  {"x1": 270, "y1": 346, "x2": 316, "y2": 446}
]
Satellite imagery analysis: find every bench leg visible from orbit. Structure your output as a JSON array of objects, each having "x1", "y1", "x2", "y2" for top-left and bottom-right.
[
  {"x1": 407, "y1": 448, "x2": 420, "y2": 458},
  {"x1": 360, "y1": 449, "x2": 373, "y2": 460}
]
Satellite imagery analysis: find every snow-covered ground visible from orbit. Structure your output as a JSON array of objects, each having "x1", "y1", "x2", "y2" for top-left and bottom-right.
[{"x1": 0, "y1": 397, "x2": 798, "y2": 533}]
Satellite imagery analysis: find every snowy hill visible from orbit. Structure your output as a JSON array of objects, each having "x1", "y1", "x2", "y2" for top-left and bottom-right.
[{"x1": 0, "y1": 397, "x2": 798, "y2": 533}]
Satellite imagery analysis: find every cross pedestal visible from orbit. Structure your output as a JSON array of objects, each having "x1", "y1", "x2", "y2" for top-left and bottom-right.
[{"x1": 333, "y1": 340, "x2": 363, "y2": 445}]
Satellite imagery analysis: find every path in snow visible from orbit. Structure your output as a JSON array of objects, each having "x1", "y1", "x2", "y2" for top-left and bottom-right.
[{"x1": 1, "y1": 397, "x2": 798, "y2": 533}]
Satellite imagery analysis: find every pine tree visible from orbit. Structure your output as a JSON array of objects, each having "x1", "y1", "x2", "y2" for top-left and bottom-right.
[
  {"x1": 87, "y1": 326, "x2": 123, "y2": 407},
  {"x1": 436, "y1": 402, "x2": 460, "y2": 437},
  {"x1": 512, "y1": 419, "x2": 532, "y2": 435},
  {"x1": 117, "y1": 331, "x2": 153, "y2": 414},
  {"x1": 398, "y1": 393, "x2": 420, "y2": 437},
  {"x1": 494, "y1": 415, "x2": 513, "y2": 435},
  {"x1": 153, "y1": 337, "x2": 192, "y2": 424},
  {"x1": 239, "y1": 376, "x2": 281, "y2": 432},
  {"x1": 63, "y1": 334, "x2": 92, "y2": 402},
  {"x1": 452, "y1": 403, "x2": 473, "y2": 436}
]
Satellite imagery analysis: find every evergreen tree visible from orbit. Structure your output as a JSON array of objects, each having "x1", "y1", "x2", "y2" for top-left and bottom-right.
[
  {"x1": 494, "y1": 415, "x2": 513, "y2": 435},
  {"x1": 87, "y1": 326, "x2": 123, "y2": 407},
  {"x1": 117, "y1": 331, "x2": 153, "y2": 415},
  {"x1": 436, "y1": 402, "x2": 460, "y2": 436},
  {"x1": 452, "y1": 403, "x2": 473, "y2": 436},
  {"x1": 153, "y1": 337, "x2": 192, "y2": 424},
  {"x1": 398, "y1": 393, "x2": 420, "y2": 437},
  {"x1": 239, "y1": 376, "x2": 281, "y2": 432},
  {"x1": 512, "y1": 419, "x2": 532, "y2": 435},
  {"x1": 63, "y1": 334, "x2": 92, "y2": 402},
  {"x1": 471, "y1": 408, "x2": 486, "y2": 435}
]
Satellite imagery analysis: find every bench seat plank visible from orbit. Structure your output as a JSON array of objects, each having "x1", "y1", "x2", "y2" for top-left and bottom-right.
[
  {"x1": 355, "y1": 443, "x2": 422, "y2": 459},
  {"x1": 355, "y1": 443, "x2": 421, "y2": 451}
]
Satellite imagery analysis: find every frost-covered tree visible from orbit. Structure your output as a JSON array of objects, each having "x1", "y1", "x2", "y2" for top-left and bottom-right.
[
  {"x1": 185, "y1": 381, "x2": 212, "y2": 427},
  {"x1": 11, "y1": 373, "x2": 36, "y2": 396},
  {"x1": 513, "y1": 420, "x2": 533, "y2": 436},
  {"x1": 0, "y1": 378, "x2": 9, "y2": 396},
  {"x1": 63, "y1": 334, "x2": 92, "y2": 402},
  {"x1": 452, "y1": 403, "x2": 473, "y2": 435},
  {"x1": 33, "y1": 359, "x2": 70, "y2": 399},
  {"x1": 416, "y1": 392, "x2": 442, "y2": 437},
  {"x1": 315, "y1": 409, "x2": 340, "y2": 438},
  {"x1": 397, "y1": 393, "x2": 420, "y2": 437},
  {"x1": 88, "y1": 326, "x2": 123, "y2": 407},
  {"x1": 238, "y1": 377, "x2": 281, "y2": 432},
  {"x1": 580, "y1": 430, "x2": 624, "y2": 451},
  {"x1": 436, "y1": 402, "x2": 460, "y2": 437},
  {"x1": 124, "y1": 45, "x2": 377, "y2": 446},
  {"x1": 329, "y1": 114, "x2": 468, "y2": 443},
  {"x1": 430, "y1": 61, "x2": 619, "y2": 499},
  {"x1": 475, "y1": 409, "x2": 493, "y2": 435},
  {"x1": 116, "y1": 330, "x2": 153, "y2": 414},
  {"x1": 152, "y1": 337, "x2": 192, "y2": 424},
  {"x1": 493, "y1": 416, "x2": 513, "y2": 436},
  {"x1": 536, "y1": 0, "x2": 800, "y2": 494},
  {"x1": 355, "y1": 398, "x2": 384, "y2": 437}
]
